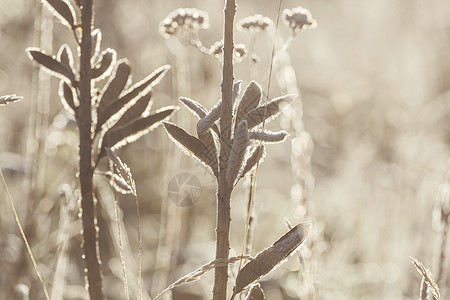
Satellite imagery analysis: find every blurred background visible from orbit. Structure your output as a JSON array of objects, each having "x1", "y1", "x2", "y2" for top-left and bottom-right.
[{"x1": 1, "y1": 0, "x2": 450, "y2": 299}]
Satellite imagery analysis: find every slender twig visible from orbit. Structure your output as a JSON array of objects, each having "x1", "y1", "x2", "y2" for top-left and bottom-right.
[
  {"x1": 1, "y1": 169, "x2": 50, "y2": 300},
  {"x1": 78, "y1": 1, "x2": 104, "y2": 299},
  {"x1": 213, "y1": 1, "x2": 236, "y2": 299}
]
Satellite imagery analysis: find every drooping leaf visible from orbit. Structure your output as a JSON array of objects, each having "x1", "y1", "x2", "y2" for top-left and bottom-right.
[
  {"x1": 163, "y1": 122, "x2": 218, "y2": 177},
  {"x1": 43, "y1": 0, "x2": 77, "y2": 29},
  {"x1": 92, "y1": 48, "x2": 117, "y2": 80},
  {"x1": 96, "y1": 65, "x2": 170, "y2": 131},
  {"x1": 243, "y1": 94, "x2": 296, "y2": 129},
  {"x1": 27, "y1": 48, "x2": 76, "y2": 87},
  {"x1": 232, "y1": 223, "x2": 309, "y2": 297},
  {"x1": 235, "y1": 81, "x2": 262, "y2": 130},
  {"x1": 97, "y1": 59, "x2": 131, "y2": 113},
  {"x1": 99, "y1": 107, "x2": 176, "y2": 159},
  {"x1": 240, "y1": 145, "x2": 266, "y2": 179},
  {"x1": 232, "y1": 80, "x2": 242, "y2": 106}
]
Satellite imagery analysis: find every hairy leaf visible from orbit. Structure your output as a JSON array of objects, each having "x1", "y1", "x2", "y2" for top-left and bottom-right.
[
  {"x1": 179, "y1": 97, "x2": 220, "y2": 135},
  {"x1": 240, "y1": 145, "x2": 266, "y2": 179},
  {"x1": 163, "y1": 122, "x2": 219, "y2": 176},
  {"x1": 226, "y1": 120, "x2": 249, "y2": 185},
  {"x1": 27, "y1": 48, "x2": 76, "y2": 86},
  {"x1": 243, "y1": 95, "x2": 296, "y2": 129},
  {"x1": 197, "y1": 100, "x2": 221, "y2": 134},
  {"x1": 111, "y1": 92, "x2": 152, "y2": 130},
  {"x1": 233, "y1": 223, "x2": 309, "y2": 296},
  {"x1": 249, "y1": 130, "x2": 289, "y2": 143},
  {"x1": 96, "y1": 64, "x2": 170, "y2": 131},
  {"x1": 235, "y1": 81, "x2": 262, "y2": 130}
]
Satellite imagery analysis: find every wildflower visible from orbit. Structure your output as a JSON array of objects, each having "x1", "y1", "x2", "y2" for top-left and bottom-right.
[
  {"x1": 282, "y1": 6, "x2": 317, "y2": 32},
  {"x1": 160, "y1": 8, "x2": 209, "y2": 38},
  {"x1": 237, "y1": 14, "x2": 274, "y2": 32}
]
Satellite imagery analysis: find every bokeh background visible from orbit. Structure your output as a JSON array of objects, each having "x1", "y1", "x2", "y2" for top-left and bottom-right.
[{"x1": 1, "y1": 0, "x2": 450, "y2": 299}]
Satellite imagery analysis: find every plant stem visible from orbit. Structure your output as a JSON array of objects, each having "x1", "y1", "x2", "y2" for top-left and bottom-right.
[
  {"x1": 79, "y1": 1, "x2": 104, "y2": 299},
  {"x1": 213, "y1": 0, "x2": 236, "y2": 299}
]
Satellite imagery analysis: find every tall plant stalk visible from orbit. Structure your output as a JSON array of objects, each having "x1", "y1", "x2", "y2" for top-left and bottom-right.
[
  {"x1": 78, "y1": 1, "x2": 104, "y2": 299},
  {"x1": 213, "y1": 0, "x2": 236, "y2": 299}
]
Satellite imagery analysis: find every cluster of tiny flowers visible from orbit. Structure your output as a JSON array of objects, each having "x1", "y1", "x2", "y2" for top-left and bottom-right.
[
  {"x1": 209, "y1": 41, "x2": 247, "y2": 60},
  {"x1": 160, "y1": 8, "x2": 209, "y2": 38},
  {"x1": 282, "y1": 6, "x2": 317, "y2": 31},
  {"x1": 237, "y1": 14, "x2": 274, "y2": 32}
]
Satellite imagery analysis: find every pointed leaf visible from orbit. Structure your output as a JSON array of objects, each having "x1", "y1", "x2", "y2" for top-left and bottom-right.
[
  {"x1": 27, "y1": 48, "x2": 76, "y2": 86},
  {"x1": 163, "y1": 122, "x2": 219, "y2": 177},
  {"x1": 91, "y1": 29, "x2": 102, "y2": 60},
  {"x1": 233, "y1": 223, "x2": 309, "y2": 297},
  {"x1": 57, "y1": 44, "x2": 75, "y2": 74},
  {"x1": 235, "y1": 81, "x2": 262, "y2": 131},
  {"x1": 244, "y1": 95, "x2": 296, "y2": 129},
  {"x1": 92, "y1": 48, "x2": 117, "y2": 80},
  {"x1": 58, "y1": 81, "x2": 77, "y2": 114},
  {"x1": 96, "y1": 64, "x2": 170, "y2": 131},
  {"x1": 97, "y1": 59, "x2": 131, "y2": 113},
  {"x1": 43, "y1": 0, "x2": 77, "y2": 29},
  {"x1": 100, "y1": 107, "x2": 176, "y2": 158},
  {"x1": 112, "y1": 92, "x2": 152, "y2": 129},
  {"x1": 198, "y1": 130, "x2": 219, "y2": 177}
]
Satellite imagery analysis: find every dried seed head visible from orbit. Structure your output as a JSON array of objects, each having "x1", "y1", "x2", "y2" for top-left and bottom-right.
[
  {"x1": 235, "y1": 43, "x2": 248, "y2": 60},
  {"x1": 209, "y1": 40, "x2": 247, "y2": 61},
  {"x1": 238, "y1": 15, "x2": 274, "y2": 32},
  {"x1": 209, "y1": 40, "x2": 223, "y2": 58},
  {"x1": 160, "y1": 8, "x2": 209, "y2": 38},
  {"x1": 282, "y1": 6, "x2": 317, "y2": 32}
]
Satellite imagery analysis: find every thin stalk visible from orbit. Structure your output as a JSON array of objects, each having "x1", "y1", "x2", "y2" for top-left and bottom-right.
[
  {"x1": 236, "y1": 0, "x2": 283, "y2": 277},
  {"x1": 114, "y1": 193, "x2": 130, "y2": 300},
  {"x1": 213, "y1": 0, "x2": 236, "y2": 299},
  {"x1": 1, "y1": 169, "x2": 50, "y2": 300},
  {"x1": 79, "y1": 1, "x2": 104, "y2": 299},
  {"x1": 134, "y1": 194, "x2": 143, "y2": 300}
]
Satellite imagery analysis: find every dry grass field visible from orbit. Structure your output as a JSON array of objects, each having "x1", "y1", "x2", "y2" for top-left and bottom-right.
[{"x1": 0, "y1": 0, "x2": 450, "y2": 299}]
